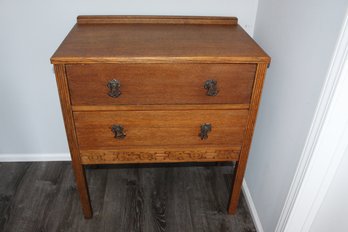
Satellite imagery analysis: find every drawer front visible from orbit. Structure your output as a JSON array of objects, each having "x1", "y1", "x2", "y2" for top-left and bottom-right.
[
  {"x1": 74, "y1": 110, "x2": 248, "y2": 149},
  {"x1": 66, "y1": 64, "x2": 256, "y2": 106}
]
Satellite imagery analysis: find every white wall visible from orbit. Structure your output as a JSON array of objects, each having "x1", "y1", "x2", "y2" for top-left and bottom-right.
[
  {"x1": 0, "y1": 0, "x2": 258, "y2": 154},
  {"x1": 245, "y1": 0, "x2": 348, "y2": 231},
  {"x1": 310, "y1": 138, "x2": 348, "y2": 231}
]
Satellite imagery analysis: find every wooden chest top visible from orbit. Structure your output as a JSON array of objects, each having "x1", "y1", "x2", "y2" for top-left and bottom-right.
[{"x1": 51, "y1": 16, "x2": 270, "y2": 64}]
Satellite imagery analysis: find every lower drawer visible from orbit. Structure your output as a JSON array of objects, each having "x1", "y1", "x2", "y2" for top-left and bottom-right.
[{"x1": 73, "y1": 110, "x2": 248, "y2": 148}]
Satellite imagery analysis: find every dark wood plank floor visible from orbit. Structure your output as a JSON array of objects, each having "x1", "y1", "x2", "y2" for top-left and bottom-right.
[{"x1": 0, "y1": 162, "x2": 256, "y2": 232}]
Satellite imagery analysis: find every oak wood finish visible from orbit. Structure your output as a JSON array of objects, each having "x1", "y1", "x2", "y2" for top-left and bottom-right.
[
  {"x1": 51, "y1": 17, "x2": 270, "y2": 64},
  {"x1": 72, "y1": 104, "x2": 250, "y2": 112},
  {"x1": 228, "y1": 63, "x2": 268, "y2": 214},
  {"x1": 80, "y1": 146, "x2": 240, "y2": 164},
  {"x1": 77, "y1": 15, "x2": 239, "y2": 25},
  {"x1": 66, "y1": 64, "x2": 256, "y2": 106},
  {"x1": 54, "y1": 65, "x2": 92, "y2": 218},
  {"x1": 51, "y1": 15, "x2": 270, "y2": 218},
  {"x1": 74, "y1": 110, "x2": 248, "y2": 148}
]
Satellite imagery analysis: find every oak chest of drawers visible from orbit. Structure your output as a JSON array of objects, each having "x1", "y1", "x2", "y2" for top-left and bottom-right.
[{"x1": 51, "y1": 15, "x2": 270, "y2": 218}]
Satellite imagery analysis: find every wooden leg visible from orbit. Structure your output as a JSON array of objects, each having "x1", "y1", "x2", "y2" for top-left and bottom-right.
[
  {"x1": 54, "y1": 65, "x2": 93, "y2": 218},
  {"x1": 228, "y1": 161, "x2": 245, "y2": 214},
  {"x1": 71, "y1": 162, "x2": 93, "y2": 219},
  {"x1": 228, "y1": 64, "x2": 269, "y2": 214}
]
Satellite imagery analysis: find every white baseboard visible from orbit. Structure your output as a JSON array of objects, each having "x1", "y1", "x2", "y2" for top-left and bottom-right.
[
  {"x1": 0, "y1": 153, "x2": 71, "y2": 162},
  {"x1": 242, "y1": 180, "x2": 264, "y2": 232}
]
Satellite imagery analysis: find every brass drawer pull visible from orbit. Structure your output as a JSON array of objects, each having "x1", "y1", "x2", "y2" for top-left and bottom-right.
[
  {"x1": 199, "y1": 123, "x2": 212, "y2": 140},
  {"x1": 111, "y1": 124, "x2": 126, "y2": 139},
  {"x1": 204, "y1": 80, "x2": 218, "y2": 96},
  {"x1": 107, "y1": 79, "x2": 121, "y2": 98}
]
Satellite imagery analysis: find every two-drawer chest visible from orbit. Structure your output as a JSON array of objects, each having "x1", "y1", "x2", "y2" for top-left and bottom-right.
[{"x1": 51, "y1": 15, "x2": 270, "y2": 218}]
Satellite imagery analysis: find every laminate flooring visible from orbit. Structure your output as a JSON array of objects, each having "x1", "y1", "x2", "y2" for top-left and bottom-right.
[{"x1": 0, "y1": 162, "x2": 256, "y2": 232}]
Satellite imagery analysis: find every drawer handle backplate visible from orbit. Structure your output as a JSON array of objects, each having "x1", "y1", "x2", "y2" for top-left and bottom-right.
[
  {"x1": 107, "y1": 79, "x2": 121, "y2": 98},
  {"x1": 111, "y1": 124, "x2": 126, "y2": 139},
  {"x1": 204, "y1": 80, "x2": 218, "y2": 96},
  {"x1": 199, "y1": 123, "x2": 212, "y2": 140}
]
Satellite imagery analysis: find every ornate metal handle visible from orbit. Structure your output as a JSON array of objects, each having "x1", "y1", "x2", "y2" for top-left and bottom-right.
[
  {"x1": 111, "y1": 124, "x2": 126, "y2": 139},
  {"x1": 204, "y1": 80, "x2": 218, "y2": 96},
  {"x1": 107, "y1": 79, "x2": 121, "y2": 98},
  {"x1": 199, "y1": 123, "x2": 212, "y2": 140}
]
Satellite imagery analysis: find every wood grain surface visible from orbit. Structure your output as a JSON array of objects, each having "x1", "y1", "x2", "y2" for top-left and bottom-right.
[
  {"x1": 77, "y1": 15, "x2": 238, "y2": 25},
  {"x1": 73, "y1": 110, "x2": 248, "y2": 148},
  {"x1": 79, "y1": 146, "x2": 241, "y2": 164},
  {"x1": 228, "y1": 63, "x2": 268, "y2": 213},
  {"x1": 51, "y1": 16, "x2": 270, "y2": 64},
  {"x1": 71, "y1": 104, "x2": 250, "y2": 112},
  {"x1": 66, "y1": 64, "x2": 256, "y2": 106},
  {"x1": 54, "y1": 65, "x2": 92, "y2": 218},
  {"x1": 0, "y1": 162, "x2": 256, "y2": 232}
]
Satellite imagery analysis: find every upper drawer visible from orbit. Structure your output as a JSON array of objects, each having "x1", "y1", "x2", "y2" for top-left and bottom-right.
[{"x1": 66, "y1": 64, "x2": 256, "y2": 105}]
